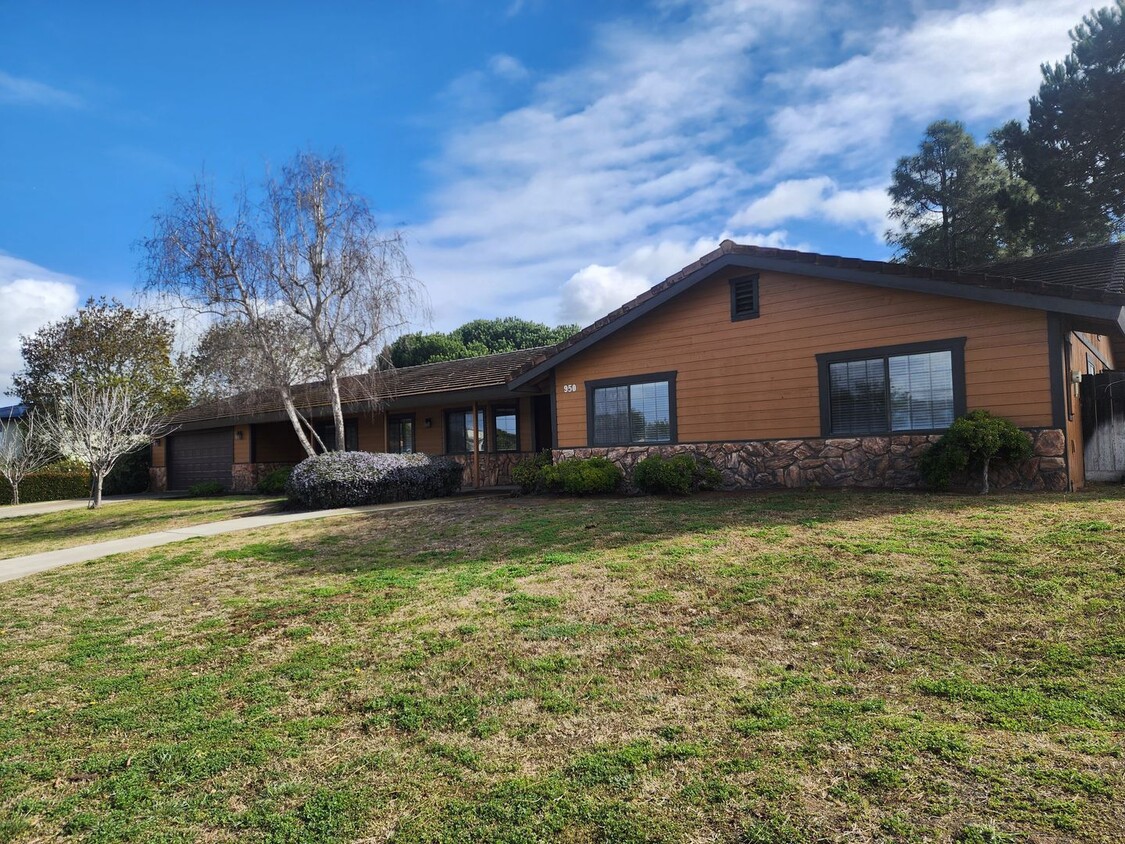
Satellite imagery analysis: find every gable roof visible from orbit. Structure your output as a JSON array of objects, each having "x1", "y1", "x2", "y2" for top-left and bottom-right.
[
  {"x1": 977, "y1": 242, "x2": 1125, "y2": 295},
  {"x1": 509, "y1": 240, "x2": 1125, "y2": 389},
  {"x1": 172, "y1": 346, "x2": 549, "y2": 426}
]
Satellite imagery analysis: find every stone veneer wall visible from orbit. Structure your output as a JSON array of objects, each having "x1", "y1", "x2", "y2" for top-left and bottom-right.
[
  {"x1": 555, "y1": 428, "x2": 1068, "y2": 492},
  {"x1": 449, "y1": 452, "x2": 528, "y2": 487},
  {"x1": 149, "y1": 466, "x2": 167, "y2": 492}
]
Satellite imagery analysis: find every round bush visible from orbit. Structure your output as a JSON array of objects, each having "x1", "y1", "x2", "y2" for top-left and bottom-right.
[
  {"x1": 919, "y1": 410, "x2": 1033, "y2": 493},
  {"x1": 285, "y1": 451, "x2": 463, "y2": 509},
  {"x1": 633, "y1": 452, "x2": 722, "y2": 495},
  {"x1": 540, "y1": 456, "x2": 623, "y2": 495},
  {"x1": 255, "y1": 467, "x2": 292, "y2": 495}
]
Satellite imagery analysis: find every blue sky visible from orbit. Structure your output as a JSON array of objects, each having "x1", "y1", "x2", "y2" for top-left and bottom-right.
[{"x1": 0, "y1": 0, "x2": 1095, "y2": 401}]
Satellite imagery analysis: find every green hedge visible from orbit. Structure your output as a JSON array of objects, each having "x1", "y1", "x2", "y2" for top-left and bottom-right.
[
  {"x1": 633, "y1": 453, "x2": 722, "y2": 495},
  {"x1": 0, "y1": 463, "x2": 91, "y2": 506},
  {"x1": 541, "y1": 456, "x2": 623, "y2": 495}
]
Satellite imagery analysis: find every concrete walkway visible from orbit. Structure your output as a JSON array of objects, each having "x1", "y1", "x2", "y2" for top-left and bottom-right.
[
  {"x1": 0, "y1": 495, "x2": 494, "y2": 584},
  {"x1": 0, "y1": 492, "x2": 186, "y2": 519}
]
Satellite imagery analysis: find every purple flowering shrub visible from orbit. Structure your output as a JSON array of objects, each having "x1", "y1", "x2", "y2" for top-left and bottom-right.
[{"x1": 285, "y1": 451, "x2": 463, "y2": 509}]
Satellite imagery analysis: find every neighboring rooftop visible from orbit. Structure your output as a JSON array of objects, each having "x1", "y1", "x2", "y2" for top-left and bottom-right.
[
  {"x1": 172, "y1": 346, "x2": 551, "y2": 425},
  {"x1": 978, "y1": 241, "x2": 1125, "y2": 296},
  {"x1": 0, "y1": 404, "x2": 26, "y2": 422}
]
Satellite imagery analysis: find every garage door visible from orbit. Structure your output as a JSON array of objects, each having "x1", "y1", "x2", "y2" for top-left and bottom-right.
[{"x1": 167, "y1": 429, "x2": 234, "y2": 490}]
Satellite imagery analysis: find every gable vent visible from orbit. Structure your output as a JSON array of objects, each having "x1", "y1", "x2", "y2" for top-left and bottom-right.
[{"x1": 730, "y1": 275, "x2": 760, "y2": 321}]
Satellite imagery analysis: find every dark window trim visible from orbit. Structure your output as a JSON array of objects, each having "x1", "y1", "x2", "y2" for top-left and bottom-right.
[
  {"x1": 729, "y1": 274, "x2": 760, "y2": 321},
  {"x1": 491, "y1": 404, "x2": 520, "y2": 453},
  {"x1": 816, "y1": 338, "x2": 967, "y2": 437},
  {"x1": 444, "y1": 407, "x2": 485, "y2": 454},
  {"x1": 314, "y1": 417, "x2": 359, "y2": 452},
  {"x1": 387, "y1": 413, "x2": 416, "y2": 454},
  {"x1": 585, "y1": 371, "x2": 678, "y2": 447}
]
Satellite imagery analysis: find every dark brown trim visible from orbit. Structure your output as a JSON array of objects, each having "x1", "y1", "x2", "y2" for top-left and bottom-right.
[
  {"x1": 816, "y1": 338, "x2": 967, "y2": 437},
  {"x1": 387, "y1": 413, "x2": 416, "y2": 454},
  {"x1": 249, "y1": 423, "x2": 257, "y2": 464},
  {"x1": 585, "y1": 371, "x2": 678, "y2": 447},
  {"x1": 444, "y1": 407, "x2": 486, "y2": 455},
  {"x1": 729, "y1": 274, "x2": 760, "y2": 321},
  {"x1": 549, "y1": 370, "x2": 559, "y2": 452}
]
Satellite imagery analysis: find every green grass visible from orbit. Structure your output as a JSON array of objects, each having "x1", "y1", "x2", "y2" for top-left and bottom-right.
[
  {"x1": 0, "y1": 488, "x2": 1123, "y2": 841},
  {"x1": 0, "y1": 496, "x2": 286, "y2": 558}
]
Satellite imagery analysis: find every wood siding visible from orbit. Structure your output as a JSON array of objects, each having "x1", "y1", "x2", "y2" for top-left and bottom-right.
[
  {"x1": 554, "y1": 268, "x2": 1055, "y2": 447},
  {"x1": 233, "y1": 425, "x2": 251, "y2": 464}
]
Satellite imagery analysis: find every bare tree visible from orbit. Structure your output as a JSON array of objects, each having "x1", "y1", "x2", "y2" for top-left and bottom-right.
[
  {"x1": 0, "y1": 412, "x2": 55, "y2": 505},
  {"x1": 39, "y1": 384, "x2": 175, "y2": 508},
  {"x1": 267, "y1": 153, "x2": 423, "y2": 449},
  {"x1": 142, "y1": 152, "x2": 426, "y2": 454}
]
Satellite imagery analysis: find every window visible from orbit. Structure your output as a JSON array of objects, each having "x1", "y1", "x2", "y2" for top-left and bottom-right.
[
  {"x1": 587, "y1": 373, "x2": 676, "y2": 446},
  {"x1": 730, "y1": 274, "x2": 760, "y2": 321},
  {"x1": 445, "y1": 408, "x2": 485, "y2": 454},
  {"x1": 314, "y1": 418, "x2": 359, "y2": 452},
  {"x1": 388, "y1": 414, "x2": 415, "y2": 454},
  {"x1": 493, "y1": 406, "x2": 519, "y2": 452},
  {"x1": 817, "y1": 340, "x2": 965, "y2": 436}
]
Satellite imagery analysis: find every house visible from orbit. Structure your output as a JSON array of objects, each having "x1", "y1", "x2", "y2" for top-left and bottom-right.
[
  {"x1": 0, "y1": 404, "x2": 27, "y2": 450},
  {"x1": 153, "y1": 240, "x2": 1125, "y2": 493}
]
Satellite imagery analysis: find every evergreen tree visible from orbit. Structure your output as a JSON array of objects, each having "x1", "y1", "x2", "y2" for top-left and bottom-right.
[{"x1": 886, "y1": 121, "x2": 1026, "y2": 268}]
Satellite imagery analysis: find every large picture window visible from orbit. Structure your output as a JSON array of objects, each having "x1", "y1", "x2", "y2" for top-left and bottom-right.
[
  {"x1": 313, "y1": 418, "x2": 359, "y2": 452},
  {"x1": 445, "y1": 409, "x2": 485, "y2": 454},
  {"x1": 587, "y1": 373, "x2": 676, "y2": 446},
  {"x1": 817, "y1": 339, "x2": 966, "y2": 436}
]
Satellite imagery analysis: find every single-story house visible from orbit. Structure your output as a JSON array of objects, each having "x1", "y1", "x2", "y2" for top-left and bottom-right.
[{"x1": 154, "y1": 240, "x2": 1125, "y2": 493}]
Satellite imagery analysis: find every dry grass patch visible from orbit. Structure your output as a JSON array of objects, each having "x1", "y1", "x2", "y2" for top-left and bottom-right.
[{"x1": 0, "y1": 489, "x2": 1122, "y2": 842}]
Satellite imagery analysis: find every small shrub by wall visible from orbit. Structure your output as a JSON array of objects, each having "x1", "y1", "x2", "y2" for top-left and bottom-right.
[
  {"x1": 633, "y1": 453, "x2": 722, "y2": 495},
  {"x1": 285, "y1": 451, "x2": 463, "y2": 510},
  {"x1": 0, "y1": 461, "x2": 90, "y2": 506},
  {"x1": 511, "y1": 451, "x2": 552, "y2": 494},
  {"x1": 103, "y1": 446, "x2": 151, "y2": 496},
  {"x1": 919, "y1": 411, "x2": 1034, "y2": 494},
  {"x1": 541, "y1": 456, "x2": 623, "y2": 495},
  {"x1": 187, "y1": 481, "x2": 227, "y2": 498},
  {"x1": 255, "y1": 467, "x2": 292, "y2": 495}
]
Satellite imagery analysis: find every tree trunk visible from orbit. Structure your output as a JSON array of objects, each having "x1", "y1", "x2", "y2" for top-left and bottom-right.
[
  {"x1": 327, "y1": 370, "x2": 346, "y2": 451},
  {"x1": 90, "y1": 471, "x2": 105, "y2": 509},
  {"x1": 11, "y1": 483, "x2": 19, "y2": 506},
  {"x1": 279, "y1": 387, "x2": 317, "y2": 457},
  {"x1": 980, "y1": 458, "x2": 991, "y2": 495}
]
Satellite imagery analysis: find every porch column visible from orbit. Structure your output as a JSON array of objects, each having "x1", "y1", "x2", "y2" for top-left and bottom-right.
[{"x1": 472, "y1": 401, "x2": 481, "y2": 488}]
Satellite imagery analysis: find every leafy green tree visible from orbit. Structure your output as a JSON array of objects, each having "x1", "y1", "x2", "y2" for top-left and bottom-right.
[
  {"x1": 918, "y1": 410, "x2": 1033, "y2": 494},
  {"x1": 385, "y1": 317, "x2": 578, "y2": 368},
  {"x1": 995, "y1": 2, "x2": 1125, "y2": 250},
  {"x1": 886, "y1": 121, "x2": 1029, "y2": 268},
  {"x1": 14, "y1": 297, "x2": 187, "y2": 415}
]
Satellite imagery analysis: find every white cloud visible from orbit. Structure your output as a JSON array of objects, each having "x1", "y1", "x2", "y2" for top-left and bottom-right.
[
  {"x1": 0, "y1": 255, "x2": 82, "y2": 403},
  {"x1": 408, "y1": 0, "x2": 1093, "y2": 332},
  {"x1": 0, "y1": 70, "x2": 82, "y2": 108},
  {"x1": 728, "y1": 177, "x2": 890, "y2": 237},
  {"x1": 765, "y1": 0, "x2": 1090, "y2": 174}
]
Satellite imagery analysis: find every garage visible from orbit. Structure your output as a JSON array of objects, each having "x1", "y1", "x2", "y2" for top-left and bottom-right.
[{"x1": 167, "y1": 428, "x2": 234, "y2": 490}]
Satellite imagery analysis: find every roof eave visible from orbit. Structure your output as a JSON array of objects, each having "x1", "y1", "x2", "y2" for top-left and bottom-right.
[{"x1": 508, "y1": 253, "x2": 1125, "y2": 389}]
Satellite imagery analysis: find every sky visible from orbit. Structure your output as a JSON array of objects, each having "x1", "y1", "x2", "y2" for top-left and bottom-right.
[{"x1": 0, "y1": 0, "x2": 1098, "y2": 403}]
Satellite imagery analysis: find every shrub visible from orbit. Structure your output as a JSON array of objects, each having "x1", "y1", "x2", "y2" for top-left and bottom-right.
[
  {"x1": 919, "y1": 410, "x2": 1033, "y2": 494},
  {"x1": 187, "y1": 481, "x2": 227, "y2": 497},
  {"x1": 511, "y1": 450, "x2": 552, "y2": 494},
  {"x1": 285, "y1": 451, "x2": 463, "y2": 510},
  {"x1": 0, "y1": 460, "x2": 90, "y2": 505},
  {"x1": 540, "y1": 456, "x2": 623, "y2": 495},
  {"x1": 255, "y1": 467, "x2": 292, "y2": 495},
  {"x1": 103, "y1": 446, "x2": 151, "y2": 496},
  {"x1": 633, "y1": 452, "x2": 722, "y2": 495}
]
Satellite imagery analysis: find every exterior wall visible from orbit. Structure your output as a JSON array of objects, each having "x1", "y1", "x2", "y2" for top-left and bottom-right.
[
  {"x1": 357, "y1": 413, "x2": 385, "y2": 452},
  {"x1": 553, "y1": 268, "x2": 1055, "y2": 448},
  {"x1": 254, "y1": 421, "x2": 308, "y2": 464},
  {"x1": 149, "y1": 466, "x2": 167, "y2": 492},
  {"x1": 233, "y1": 425, "x2": 251, "y2": 464},
  {"x1": 151, "y1": 437, "x2": 167, "y2": 469},
  {"x1": 557, "y1": 428, "x2": 1068, "y2": 493},
  {"x1": 1065, "y1": 331, "x2": 1116, "y2": 489},
  {"x1": 231, "y1": 461, "x2": 294, "y2": 493}
]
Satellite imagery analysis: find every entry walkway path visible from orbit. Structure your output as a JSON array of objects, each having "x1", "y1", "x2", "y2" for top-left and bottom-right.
[
  {"x1": 0, "y1": 494, "x2": 498, "y2": 584},
  {"x1": 0, "y1": 493, "x2": 185, "y2": 519}
]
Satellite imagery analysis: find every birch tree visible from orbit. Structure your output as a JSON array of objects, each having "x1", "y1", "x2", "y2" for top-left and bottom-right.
[
  {"x1": 40, "y1": 384, "x2": 174, "y2": 508},
  {"x1": 0, "y1": 412, "x2": 54, "y2": 505},
  {"x1": 142, "y1": 152, "x2": 425, "y2": 454}
]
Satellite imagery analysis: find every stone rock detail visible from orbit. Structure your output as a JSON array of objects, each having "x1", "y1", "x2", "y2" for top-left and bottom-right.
[
  {"x1": 148, "y1": 466, "x2": 167, "y2": 492},
  {"x1": 449, "y1": 452, "x2": 527, "y2": 486},
  {"x1": 555, "y1": 428, "x2": 1069, "y2": 493}
]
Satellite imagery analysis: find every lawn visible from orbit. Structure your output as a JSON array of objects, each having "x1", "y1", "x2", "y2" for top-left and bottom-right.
[
  {"x1": 0, "y1": 497, "x2": 286, "y2": 559},
  {"x1": 0, "y1": 488, "x2": 1122, "y2": 842}
]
